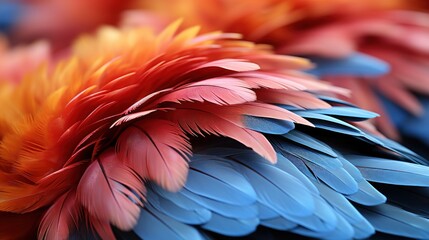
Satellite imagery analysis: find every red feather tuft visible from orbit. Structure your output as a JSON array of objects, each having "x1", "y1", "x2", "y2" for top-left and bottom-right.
[
  {"x1": 117, "y1": 119, "x2": 191, "y2": 191},
  {"x1": 38, "y1": 190, "x2": 79, "y2": 240},
  {"x1": 77, "y1": 150, "x2": 145, "y2": 231}
]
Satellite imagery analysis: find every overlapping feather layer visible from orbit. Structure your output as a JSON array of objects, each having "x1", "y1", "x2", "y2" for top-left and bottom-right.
[{"x1": 0, "y1": 22, "x2": 344, "y2": 239}]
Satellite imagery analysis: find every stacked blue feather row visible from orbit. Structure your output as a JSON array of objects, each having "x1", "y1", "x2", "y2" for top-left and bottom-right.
[{"x1": 101, "y1": 95, "x2": 429, "y2": 240}]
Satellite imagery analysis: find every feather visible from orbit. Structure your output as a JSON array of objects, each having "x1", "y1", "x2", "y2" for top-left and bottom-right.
[
  {"x1": 186, "y1": 156, "x2": 257, "y2": 205},
  {"x1": 146, "y1": 188, "x2": 211, "y2": 225},
  {"x1": 275, "y1": 153, "x2": 319, "y2": 194},
  {"x1": 307, "y1": 161, "x2": 358, "y2": 195},
  {"x1": 201, "y1": 212, "x2": 259, "y2": 237},
  {"x1": 316, "y1": 183, "x2": 375, "y2": 238},
  {"x1": 305, "y1": 107, "x2": 379, "y2": 121},
  {"x1": 134, "y1": 207, "x2": 204, "y2": 240},
  {"x1": 38, "y1": 190, "x2": 79, "y2": 240},
  {"x1": 233, "y1": 72, "x2": 306, "y2": 90},
  {"x1": 347, "y1": 180, "x2": 386, "y2": 206},
  {"x1": 289, "y1": 195, "x2": 338, "y2": 233},
  {"x1": 180, "y1": 188, "x2": 258, "y2": 219},
  {"x1": 244, "y1": 116, "x2": 295, "y2": 135},
  {"x1": 306, "y1": 53, "x2": 390, "y2": 77},
  {"x1": 232, "y1": 102, "x2": 313, "y2": 126},
  {"x1": 273, "y1": 137, "x2": 342, "y2": 169},
  {"x1": 260, "y1": 217, "x2": 297, "y2": 231},
  {"x1": 282, "y1": 131, "x2": 337, "y2": 158},
  {"x1": 155, "y1": 78, "x2": 256, "y2": 105},
  {"x1": 256, "y1": 89, "x2": 332, "y2": 110},
  {"x1": 116, "y1": 119, "x2": 191, "y2": 191},
  {"x1": 230, "y1": 153, "x2": 316, "y2": 218},
  {"x1": 257, "y1": 202, "x2": 281, "y2": 219},
  {"x1": 293, "y1": 213, "x2": 353, "y2": 240},
  {"x1": 123, "y1": 88, "x2": 173, "y2": 114},
  {"x1": 274, "y1": 138, "x2": 358, "y2": 194},
  {"x1": 347, "y1": 155, "x2": 429, "y2": 186},
  {"x1": 198, "y1": 59, "x2": 260, "y2": 72},
  {"x1": 170, "y1": 106, "x2": 277, "y2": 162},
  {"x1": 339, "y1": 154, "x2": 387, "y2": 206},
  {"x1": 0, "y1": 161, "x2": 86, "y2": 213},
  {"x1": 358, "y1": 204, "x2": 429, "y2": 239},
  {"x1": 295, "y1": 111, "x2": 364, "y2": 136},
  {"x1": 76, "y1": 150, "x2": 145, "y2": 231}
]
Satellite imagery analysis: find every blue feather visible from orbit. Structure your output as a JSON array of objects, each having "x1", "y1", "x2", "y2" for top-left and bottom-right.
[
  {"x1": 201, "y1": 213, "x2": 259, "y2": 237},
  {"x1": 244, "y1": 116, "x2": 295, "y2": 134},
  {"x1": 134, "y1": 207, "x2": 204, "y2": 240},
  {"x1": 339, "y1": 155, "x2": 386, "y2": 205},
  {"x1": 256, "y1": 202, "x2": 280, "y2": 219},
  {"x1": 273, "y1": 139, "x2": 357, "y2": 194},
  {"x1": 316, "y1": 183, "x2": 375, "y2": 238},
  {"x1": 276, "y1": 153, "x2": 319, "y2": 194},
  {"x1": 288, "y1": 196, "x2": 338, "y2": 233},
  {"x1": 150, "y1": 184, "x2": 206, "y2": 212},
  {"x1": 260, "y1": 217, "x2": 297, "y2": 231},
  {"x1": 273, "y1": 138, "x2": 342, "y2": 169},
  {"x1": 347, "y1": 155, "x2": 429, "y2": 186},
  {"x1": 358, "y1": 204, "x2": 429, "y2": 239},
  {"x1": 346, "y1": 180, "x2": 386, "y2": 206},
  {"x1": 230, "y1": 153, "x2": 316, "y2": 218},
  {"x1": 306, "y1": 161, "x2": 358, "y2": 195},
  {"x1": 186, "y1": 156, "x2": 257, "y2": 205},
  {"x1": 293, "y1": 213, "x2": 354, "y2": 240},
  {"x1": 282, "y1": 131, "x2": 337, "y2": 157},
  {"x1": 306, "y1": 53, "x2": 389, "y2": 77},
  {"x1": 305, "y1": 107, "x2": 379, "y2": 121},
  {"x1": 293, "y1": 111, "x2": 364, "y2": 136},
  {"x1": 180, "y1": 188, "x2": 259, "y2": 219},
  {"x1": 146, "y1": 188, "x2": 212, "y2": 225}
]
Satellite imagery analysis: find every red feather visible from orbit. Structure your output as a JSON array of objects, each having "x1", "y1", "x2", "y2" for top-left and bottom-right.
[
  {"x1": 38, "y1": 190, "x2": 79, "y2": 240},
  {"x1": 77, "y1": 150, "x2": 145, "y2": 231}
]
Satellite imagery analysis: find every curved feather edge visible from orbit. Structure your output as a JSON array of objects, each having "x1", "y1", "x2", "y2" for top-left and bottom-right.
[
  {"x1": 347, "y1": 155, "x2": 429, "y2": 186},
  {"x1": 134, "y1": 207, "x2": 204, "y2": 240},
  {"x1": 358, "y1": 204, "x2": 429, "y2": 239}
]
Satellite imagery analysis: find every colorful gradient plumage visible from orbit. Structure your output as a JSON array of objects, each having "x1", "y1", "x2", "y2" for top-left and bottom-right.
[
  {"x1": 134, "y1": 0, "x2": 429, "y2": 146},
  {"x1": 1, "y1": 19, "x2": 429, "y2": 240}
]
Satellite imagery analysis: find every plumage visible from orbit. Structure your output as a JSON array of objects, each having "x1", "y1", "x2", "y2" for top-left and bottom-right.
[{"x1": 2, "y1": 12, "x2": 429, "y2": 240}]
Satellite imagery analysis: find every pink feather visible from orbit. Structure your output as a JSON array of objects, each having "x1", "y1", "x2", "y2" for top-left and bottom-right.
[
  {"x1": 198, "y1": 59, "x2": 261, "y2": 72},
  {"x1": 168, "y1": 106, "x2": 277, "y2": 163},
  {"x1": 154, "y1": 77, "x2": 256, "y2": 105},
  {"x1": 38, "y1": 190, "x2": 79, "y2": 240},
  {"x1": 116, "y1": 119, "x2": 192, "y2": 191},
  {"x1": 77, "y1": 150, "x2": 145, "y2": 231}
]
